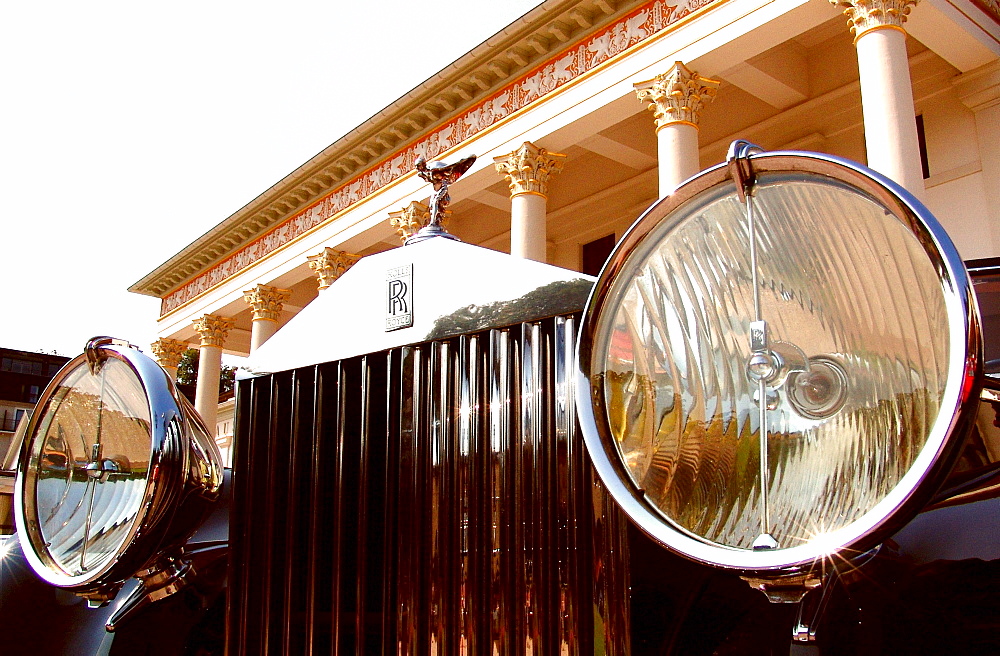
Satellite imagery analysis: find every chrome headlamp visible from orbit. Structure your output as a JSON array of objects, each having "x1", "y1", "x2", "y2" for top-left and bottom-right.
[
  {"x1": 577, "y1": 144, "x2": 981, "y2": 574},
  {"x1": 15, "y1": 337, "x2": 223, "y2": 603}
]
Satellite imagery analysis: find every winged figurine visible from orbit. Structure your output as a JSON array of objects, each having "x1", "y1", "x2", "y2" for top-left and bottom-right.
[{"x1": 405, "y1": 154, "x2": 476, "y2": 245}]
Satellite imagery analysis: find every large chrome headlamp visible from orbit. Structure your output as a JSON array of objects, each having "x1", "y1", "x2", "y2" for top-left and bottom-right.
[
  {"x1": 577, "y1": 144, "x2": 981, "y2": 574},
  {"x1": 15, "y1": 337, "x2": 223, "y2": 604}
]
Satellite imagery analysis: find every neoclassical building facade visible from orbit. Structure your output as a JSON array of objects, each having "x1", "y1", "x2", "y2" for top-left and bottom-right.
[{"x1": 132, "y1": 0, "x2": 1000, "y2": 438}]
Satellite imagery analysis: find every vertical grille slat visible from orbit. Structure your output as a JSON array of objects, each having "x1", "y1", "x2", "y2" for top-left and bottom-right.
[{"x1": 230, "y1": 315, "x2": 632, "y2": 654}]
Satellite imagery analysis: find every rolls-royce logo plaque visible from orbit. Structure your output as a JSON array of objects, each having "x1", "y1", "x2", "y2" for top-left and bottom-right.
[{"x1": 386, "y1": 264, "x2": 413, "y2": 331}]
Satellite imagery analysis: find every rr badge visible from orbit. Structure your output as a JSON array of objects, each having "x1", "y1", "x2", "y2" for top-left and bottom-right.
[{"x1": 386, "y1": 264, "x2": 413, "y2": 331}]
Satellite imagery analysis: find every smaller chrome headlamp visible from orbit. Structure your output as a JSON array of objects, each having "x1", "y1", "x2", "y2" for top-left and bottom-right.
[
  {"x1": 15, "y1": 337, "x2": 223, "y2": 604},
  {"x1": 577, "y1": 144, "x2": 981, "y2": 575}
]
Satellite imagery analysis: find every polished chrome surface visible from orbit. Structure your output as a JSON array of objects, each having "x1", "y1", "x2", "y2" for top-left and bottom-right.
[
  {"x1": 577, "y1": 148, "x2": 981, "y2": 572},
  {"x1": 404, "y1": 154, "x2": 475, "y2": 245},
  {"x1": 228, "y1": 317, "x2": 632, "y2": 654},
  {"x1": 243, "y1": 238, "x2": 595, "y2": 375},
  {"x1": 14, "y1": 339, "x2": 223, "y2": 603}
]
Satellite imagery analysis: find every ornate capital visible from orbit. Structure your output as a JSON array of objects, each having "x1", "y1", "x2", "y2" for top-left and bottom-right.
[
  {"x1": 389, "y1": 201, "x2": 434, "y2": 242},
  {"x1": 243, "y1": 284, "x2": 291, "y2": 322},
  {"x1": 307, "y1": 247, "x2": 361, "y2": 291},
  {"x1": 831, "y1": 0, "x2": 919, "y2": 39},
  {"x1": 150, "y1": 338, "x2": 188, "y2": 369},
  {"x1": 493, "y1": 142, "x2": 567, "y2": 198},
  {"x1": 634, "y1": 62, "x2": 720, "y2": 130},
  {"x1": 192, "y1": 314, "x2": 234, "y2": 348}
]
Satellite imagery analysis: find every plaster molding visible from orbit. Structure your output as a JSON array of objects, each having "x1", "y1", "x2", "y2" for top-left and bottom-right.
[
  {"x1": 243, "y1": 284, "x2": 291, "y2": 322},
  {"x1": 494, "y1": 141, "x2": 567, "y2": 197},
  {"x1": 192, "y1": 315, "x2": 235, "y2": 348},
  {"x1": 634, "y1": 61, "x2": 720, "y2": 129},
  {"x1": 307, "y1": 247, "x2": 361, "y2": 291}
]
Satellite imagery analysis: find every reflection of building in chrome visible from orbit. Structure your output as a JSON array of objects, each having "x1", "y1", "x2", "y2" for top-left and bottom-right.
[{"x1": 127, "y1": 0, "x2": 1000, "y2": 431}]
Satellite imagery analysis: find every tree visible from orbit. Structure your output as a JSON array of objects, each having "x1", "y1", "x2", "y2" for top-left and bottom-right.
[{"x1": 177, "y1": 348, "x2": 237, "y2": 396}]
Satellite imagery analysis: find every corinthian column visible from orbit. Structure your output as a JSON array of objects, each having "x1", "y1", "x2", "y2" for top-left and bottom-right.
[
  {"x1": 243, "y1": 284, "x2": 291, "y2": 352},
  {"x1": 833, "y1": 0, "x2": 924, "y2": 197},
  {"x1": 388, "y1": 201, "x2": 431, "y2": 243},
  {"x1": 150, "y1": 338, "x2": 188, "y2": 381},
  {"x1": 307, "y1": 247, "x2": 360, "y2": 291},
  {"x1": 192, "y1": 314, "x2": 234, "y2": 430},
  {"x1": 635, "y1": 62, "x2": 719, "y2": 196},
  {"x1": 494, "y1": 142, "x2": 566, "y2": 262}
]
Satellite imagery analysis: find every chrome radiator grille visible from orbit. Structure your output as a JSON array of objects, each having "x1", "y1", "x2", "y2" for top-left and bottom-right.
[{"x1": 228, "y1": 316, "x2": 631, "y2": 654}]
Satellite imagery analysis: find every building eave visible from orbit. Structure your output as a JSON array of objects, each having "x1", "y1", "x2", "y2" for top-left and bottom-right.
[{"x1": 128, "y1": 0, "x2": 638, "y2": 299}]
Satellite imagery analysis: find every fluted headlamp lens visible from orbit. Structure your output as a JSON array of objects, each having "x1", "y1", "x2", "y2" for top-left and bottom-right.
[{"x1": 579, "y1": 154, "x2": 977, "y2": 570}]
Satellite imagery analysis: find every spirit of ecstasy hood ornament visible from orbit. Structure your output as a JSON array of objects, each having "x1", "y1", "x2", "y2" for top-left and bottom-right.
[{"x1": 405, "y1": 154, "x2": 477, "y2": 245}]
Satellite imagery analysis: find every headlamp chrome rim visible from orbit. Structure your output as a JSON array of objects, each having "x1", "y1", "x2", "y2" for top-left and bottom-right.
[
  {"x1": 14, "y1": 338, "x2": 223, "y2": 594},
  {"x1": 576, "y1": 149, "x2": 981, "y2": 572}
]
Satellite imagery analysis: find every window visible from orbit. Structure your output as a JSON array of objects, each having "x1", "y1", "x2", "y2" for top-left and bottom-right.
[{"x1": 582, "y1": 234, "x2": 617, "y2": 277}]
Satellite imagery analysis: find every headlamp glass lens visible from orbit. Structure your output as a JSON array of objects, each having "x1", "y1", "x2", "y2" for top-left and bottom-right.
[
  {"x1": 594, "y1": 173, "x2": 953, "y2": 552},
  {"x1": 28, "y1": 358, "x2": 151, "y2": 577}
]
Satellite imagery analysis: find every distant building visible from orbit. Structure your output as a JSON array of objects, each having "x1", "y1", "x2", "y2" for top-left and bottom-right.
[
  {"x1": 0, "y1": 347, "x2": 69, "y2": 461},
  {"x1": 0, "y1": 347, "x2": 69, "y2": 534}
]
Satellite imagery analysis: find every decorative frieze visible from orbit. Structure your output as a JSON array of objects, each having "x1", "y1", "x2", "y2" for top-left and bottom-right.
[
  {"x1": 150, "y1": 338, "x2": 188, "y2": 370},
  {"x1": 494, "y1": 142, "x2": 567, "y2": 198},
  {"x1": 634, "y1": 61, "x2": 720, "y2": 130},
  {"x1": 159, "y1": 0, "x2": 724, "y2": 315},
  {"x1": 243, "y1": 284, "x2": 291, "y2": 322},
  {"x1": 307, "y1": 248, "x2": 361, "y2": 291},
  {"x1": 831, "y1": 0, "x2": 919, "y2": 39},
  {"x1": 192, "y1": 315, "x2": 235, "y2": 348}
]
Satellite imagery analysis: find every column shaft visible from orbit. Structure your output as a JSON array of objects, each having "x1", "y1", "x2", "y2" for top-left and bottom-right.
[
  {"x1": 856, "y1": 28, "x2": 925, "y2": 196},
  {"x1": 250, "y1": 320, "x2": 278, "y2": 352},
  {"x1": 511, "y1": 194, "x2": 547, "y2": 261},
  {"x1": 657, "y1": 123, "x2": 701, "y2": 193},
  {"x1": 195, "y1": 344, "x2": 223, "y2": 429}
]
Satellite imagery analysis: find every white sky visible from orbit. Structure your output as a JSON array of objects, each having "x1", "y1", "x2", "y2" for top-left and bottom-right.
[{"x1": 0, "y1": 1, "x2": 542, "y2": 359}]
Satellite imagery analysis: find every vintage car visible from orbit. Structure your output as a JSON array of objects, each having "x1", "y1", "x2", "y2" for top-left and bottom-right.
[{"x1": 3, "y1": 144, "x2": 1000, "y2": 654}]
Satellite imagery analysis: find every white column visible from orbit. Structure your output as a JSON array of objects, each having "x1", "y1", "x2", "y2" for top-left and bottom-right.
[
  {"x1": 243, "y1": 284, "x2": 291, "y2": 352},
  {"x1": 306, "y1": 247, "x2": 361, "y2": 291},
  {"x1": 635, "y1": 62, "x2": 719, "y2": 196},
  {"x1": 494, "y1": 142, "x2": 566, "y2": 262},
  {"x1": 192, "y1": 314, "x2": 234, "y2": 430},
  {"x1": 834, "y1": 0, "x2": 924, "y2": 197},
  {"x1": 954, "y1": 61, "x2": 1000, "y2": 240},
  {"x1": 149, "y1": 338, "x2": 187, "y2": 381}
]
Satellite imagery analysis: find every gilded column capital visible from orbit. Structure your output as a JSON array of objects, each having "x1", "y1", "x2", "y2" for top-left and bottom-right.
[
  {"x1": 243, "y1": 284, "x2": 291, "y2": 322},
  {"x1": 831, "y1": 0, "x2": 919, "y2": 40},
  {"x1": 388, "y1": 200, "x2": 450, "y2": 243},
  {"x1": 634, "y1": 62, "x2": 720, "y2": 130},
  {"x1": 307, "y1": 247, "x2": 361, "y2": 291},
  {"x1": 150, "y1": 338, "x2": 188, "y2": 369},
  {"x1": 192, "y1": 314, "x2": 234, "y2": 348},
  {"x1": 493, "y1": 142, "x2": 567, "y2": 198}
]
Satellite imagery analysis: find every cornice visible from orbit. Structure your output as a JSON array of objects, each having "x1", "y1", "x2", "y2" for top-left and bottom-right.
[
  {"x1": 130, "y1": 0, "x2": 640, "y2": 300},
  {"x1": 135, "y1": 0, "x2": 725, "y2": 315}
]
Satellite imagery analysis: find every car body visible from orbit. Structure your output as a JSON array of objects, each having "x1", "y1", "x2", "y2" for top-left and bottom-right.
[{"x1": 3, "y1": 147, "x2": 1000, "y2": 655}]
